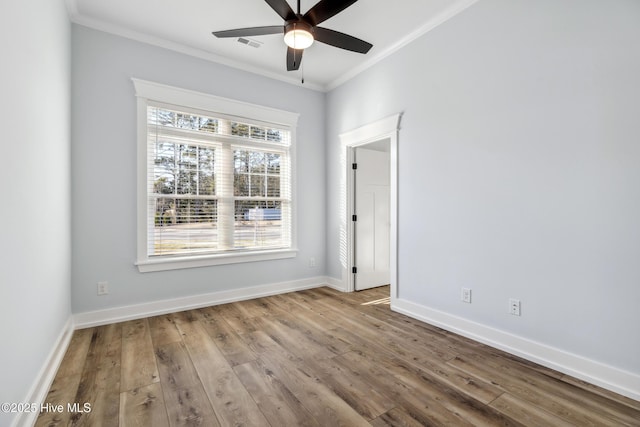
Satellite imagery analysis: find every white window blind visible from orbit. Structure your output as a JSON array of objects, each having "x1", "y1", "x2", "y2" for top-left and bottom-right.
[
  {"x1": 134, "y1": 79, "x2": 298, "y2": 271},
  {"x1": 146, "y1": 103, "x2": 292, "y2": 259}
]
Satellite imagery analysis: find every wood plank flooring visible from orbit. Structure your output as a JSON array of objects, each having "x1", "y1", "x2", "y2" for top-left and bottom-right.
[{"x1": 36, "y1": 286, "x2": 640, "y2": 426}]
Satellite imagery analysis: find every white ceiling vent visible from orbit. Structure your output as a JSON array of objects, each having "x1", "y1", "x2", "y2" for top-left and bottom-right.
[{"x1": 237, "y1": 38, "x2": 262, "y2": 48}]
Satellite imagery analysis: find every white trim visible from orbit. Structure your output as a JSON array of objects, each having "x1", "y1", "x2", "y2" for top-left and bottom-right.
[
  {"x1": 339, "y1": 114, "x2": 401, "y2": 300},
  {"x1": 324, "y1": 276, "x2": 348, "y2": 292},
  {"x1": 67, "y1": 0, "x2": 476, "y2": 92},
  {"x1": 136, "y1": 249, "x2": 298, "y2": 273},
  {"x1": 74, "y1": 276, "x2": 331, "y2": 328},
  {"x1": 326, "y1": 0, "x2": 480, "y2": 91},
  {"x1": 136, "y1": 92, "x2": 148, "y2": 268},
  {"x1": 340, "y1": 114, "x2": 403, "y2": 147},
  {"x1": 132, "y1": 78, "x2": 299, "y2": 126},
  {"x1": 67, "y1": 12, "x2": 325, "y2": 92},
  {"x1": 133, "y1": 79, "x2": 299, "y2": 272},
  {"x1": 392, "y1": 298, "x2": 640, "y2": 402},
  {"x1": 11, "y1": 317, "x2": 74, "y2": 427}
]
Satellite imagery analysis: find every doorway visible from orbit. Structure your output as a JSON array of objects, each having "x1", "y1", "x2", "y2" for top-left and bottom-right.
[
  {"x1": 353, "y1": 142, "x2": 390, "y2": 290},
  {"x1": 340, "y1": 113, "x2": 401, "y2": 300}
]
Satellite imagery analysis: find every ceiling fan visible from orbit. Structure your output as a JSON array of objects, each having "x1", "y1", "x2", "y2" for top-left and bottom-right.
[{"x1": 212, "y1": 0, "x2": 373, "y2": 72}]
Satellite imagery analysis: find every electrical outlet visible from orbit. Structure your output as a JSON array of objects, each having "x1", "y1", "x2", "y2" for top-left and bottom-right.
[
  {"x1": 461, "y1": 288, "x2": 472, "y2": 303},
  {"x1": 97, "y1": 281, "x2": 109, "y2": 296},
  {"x1": 509, "y1": 298, "x2": 521, "y2": 316},
  {"x1": 308, "y1": 257, "x2": 316, "y2": 268}
]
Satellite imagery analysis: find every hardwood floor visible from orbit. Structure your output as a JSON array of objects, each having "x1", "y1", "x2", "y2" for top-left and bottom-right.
[{"x1": 36, "y1": 286, "x2": 640, "y2": 426}]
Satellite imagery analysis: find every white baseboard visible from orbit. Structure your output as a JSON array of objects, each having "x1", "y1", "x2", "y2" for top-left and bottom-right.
[
  {"x1": 74, "y1": 276, "x2": 333, "y2": 329},
  {"x1": 12, "y1": 278, "x2": 335, "y2": 426},
  {"x1": 12, "y1": 316, "x2": 74, "y2": 427},
  {"x1": 324, "y1": 276, "x2": 348, "y2": 292},
  {"x1": 392, "y1": 298, "x2": 640, "y2": 401}
]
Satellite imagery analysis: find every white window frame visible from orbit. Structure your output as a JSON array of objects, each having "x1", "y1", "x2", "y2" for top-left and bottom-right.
[{"x1": 133, "y1": 79, "x2": 298, "y2": 272}]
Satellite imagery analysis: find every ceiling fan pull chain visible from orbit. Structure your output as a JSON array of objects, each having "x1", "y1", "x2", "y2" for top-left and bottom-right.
[{"x1": 293, "y1": 23, "x2": 298, "y2": 69}]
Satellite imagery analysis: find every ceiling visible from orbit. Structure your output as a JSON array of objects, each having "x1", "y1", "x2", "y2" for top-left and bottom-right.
[{"x1": 66, "y1": 0, "x2": 478, "y2": 91}]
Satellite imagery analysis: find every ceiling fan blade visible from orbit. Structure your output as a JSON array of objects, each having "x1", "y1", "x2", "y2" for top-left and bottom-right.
[
  {"x1": 314, "y1": 27, "x2": 372, "y2": 53},
  {"x1": 287, "y1": 47, "x2": 304, "y2": 71},
  {"x1": 304, "y1": 0, "x2": 358, "y2": 26},
  {"x1": 265, "y1": 0, "x2": 296, "y2": 21},
  {"x1": 212, "y1": 25, "x2": 284, "y2": 38}
]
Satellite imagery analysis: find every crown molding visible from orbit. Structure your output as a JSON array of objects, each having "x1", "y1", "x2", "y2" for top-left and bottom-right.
[
  {"x1": 325, "y1": 0, "x2": 480, "y2": 91},
  {"x1": 65, "y1": 0, "x2": 477, "y2": 93},
  {"x1": 65, "y1": 0, "x2": 324, "y2": 92}
]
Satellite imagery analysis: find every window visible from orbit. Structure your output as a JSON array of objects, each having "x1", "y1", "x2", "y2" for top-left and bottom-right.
[{"x1": 133, "y1": 79, "x2": 298, "y2": 272}]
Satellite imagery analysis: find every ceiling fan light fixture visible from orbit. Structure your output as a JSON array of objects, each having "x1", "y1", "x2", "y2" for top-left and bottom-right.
[{"x1": 284, "y1": 24, "x2": 314, "y2": 49}]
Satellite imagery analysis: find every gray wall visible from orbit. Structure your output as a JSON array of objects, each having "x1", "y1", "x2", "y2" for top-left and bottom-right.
[
  {"x1": 0, "y1": 0, "x2": 72, "y2": 425},
  {"x1": 71, "y1": 25, "x2": 326, "y2": 313},
  {"x1": 326, "y1": 0, "x2": 640, "y2": 374}
]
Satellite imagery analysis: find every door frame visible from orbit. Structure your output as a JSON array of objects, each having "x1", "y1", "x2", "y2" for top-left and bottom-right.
[{"x1": 339, "y1": 113, "x2": 401, "y2": 301}]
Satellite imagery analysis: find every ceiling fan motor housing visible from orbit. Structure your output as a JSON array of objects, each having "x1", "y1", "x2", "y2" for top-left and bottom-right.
[{"x1": 285, "y1": 18, "x2": 313, "y2": 35}]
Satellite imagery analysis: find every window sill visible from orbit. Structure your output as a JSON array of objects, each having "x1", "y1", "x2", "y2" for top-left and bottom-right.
[{"x1": 136, "y1": 248, "x2": 297, "y2": 273}]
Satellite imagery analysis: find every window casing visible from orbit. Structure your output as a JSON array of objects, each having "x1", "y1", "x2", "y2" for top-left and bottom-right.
[{"x1": 133, "y1": 79, "x2": 298, "y2": 272}]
